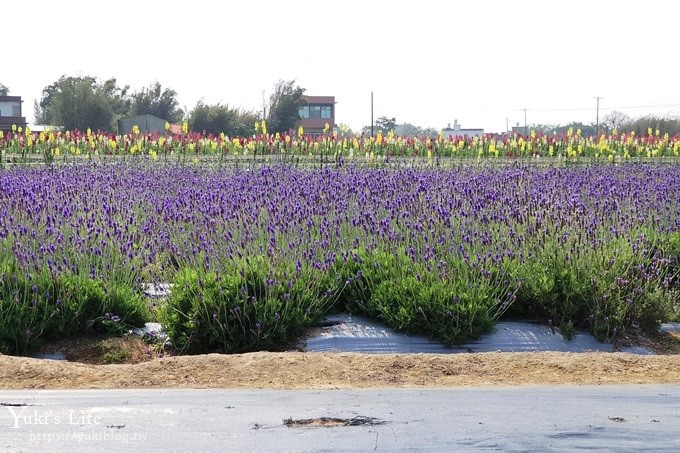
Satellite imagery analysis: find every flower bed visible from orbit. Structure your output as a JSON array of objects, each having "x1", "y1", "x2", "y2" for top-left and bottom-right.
[{"x1": 1, "y1": 162, "x2": 678, "y2": 354}]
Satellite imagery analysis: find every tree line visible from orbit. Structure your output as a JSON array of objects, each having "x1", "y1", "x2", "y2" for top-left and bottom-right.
[
  {"x1": 529, "y1": 110, "x2": 680, "y2": 138},
  {"x1": 4, "y1": 77, "x2": 306, "y2": 135}
]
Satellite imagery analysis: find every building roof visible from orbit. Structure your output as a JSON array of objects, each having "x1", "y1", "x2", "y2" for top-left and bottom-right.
[
  {"x1": 120, "y1": 113, "x2": 167, "y2": 122},
  {"x1": 302, "y1": 95, "x2": 335, "y2": 104},
  {"x1": 0, "y1": 96, "x2": 22, "y2": 102}
]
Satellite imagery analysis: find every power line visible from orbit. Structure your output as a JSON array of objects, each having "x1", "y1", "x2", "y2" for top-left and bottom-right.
[{"x1": 520, "y1": 102, "x2": 680, "y2": 113}]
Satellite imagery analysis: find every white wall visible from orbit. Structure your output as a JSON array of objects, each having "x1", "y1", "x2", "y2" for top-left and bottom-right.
[{"x1": 442, "y1": 128, "x2": 484, "y2": 138}]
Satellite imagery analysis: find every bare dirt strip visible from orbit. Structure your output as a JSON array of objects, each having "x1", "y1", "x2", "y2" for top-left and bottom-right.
[{"x1": 2, "y1": 350, "x2": 680, "y2": 390}]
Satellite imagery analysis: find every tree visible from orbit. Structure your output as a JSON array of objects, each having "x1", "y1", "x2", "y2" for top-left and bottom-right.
[
  {"x1": 0, "y1": 83, "x2": 8, "y2": 96},
  {"x1": 601, "y1": 111, "x2": 632, "y2": 133},
  {"x1": 189, "y1": 101, "x2": 257, "y2": 136},
  {"x1": 36, "y1": 75, "x2": 129, "y2": 131},
  {"x1": 376, "y1": 116, "x2": 397, "y2": 133},
  {"x1": 130, "y1": 82, "x2": 183, "y2": 123},
  {"x1": 394, "y1": 122, "x2": 439, "y2": 138},
  {"x1": 619, "y1": 115, "x2": 680, "y2": 137},
  {"x1": 266, "y1": 80, "x2": 306, "y2": 134},
  {"x1": 363, "y1": 116, "x2": 397, "y2": 135}
]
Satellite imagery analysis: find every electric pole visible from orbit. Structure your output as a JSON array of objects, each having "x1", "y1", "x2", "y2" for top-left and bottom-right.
[
  {"x1": 370, "y1": 91, "x2": 374, "y2": 138},
  {"x1": 594, "y1": 96, "x2": 603, "y2": 137},
  {"x1": 523, "y1": 108, "x2": 527, "y2": 136},
  {"x1": 505, "y1": 117, "x2": 509, "y2": 133}
]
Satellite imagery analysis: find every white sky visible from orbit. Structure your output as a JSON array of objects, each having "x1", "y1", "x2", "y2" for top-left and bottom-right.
[{"x1": 3, "y1": 0, "x2": 680, "y2": 133}]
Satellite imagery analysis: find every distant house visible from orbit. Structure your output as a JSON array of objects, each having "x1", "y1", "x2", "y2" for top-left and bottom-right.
[
  {"x1": 118, "y1": 114, "x2": 168, "y2": 134},
  {"x1": 442, "y1": 119, "x2": 484, "y2": 138},
  {"x1": 26, "y1": 123, "x2": 63, "y2": 133},
  {"x1": 511, "y1": 123, "x2": 528, "y2": 136},
  {"x1": 168, "y1": 123, "x2": 183, "y2": 135},
  {"x1": 298, "y1": 95, "x2": 336, "y2": 135},
  {"x1": 0, "y1": 95, "x2": 27, "y2": 132}
]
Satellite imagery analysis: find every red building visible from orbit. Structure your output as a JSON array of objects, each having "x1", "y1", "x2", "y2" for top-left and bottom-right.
[
  {"x1": 0, "y1": 95, "x2": 27, "y2": 132},
  {"x1": 298, "y1": 95, "x2": 336, "y2": 135}
]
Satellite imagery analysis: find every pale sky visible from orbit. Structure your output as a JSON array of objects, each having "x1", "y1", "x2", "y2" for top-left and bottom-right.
[{"x1": 3, "y1": 0, "x2": 679, "y2": 133}]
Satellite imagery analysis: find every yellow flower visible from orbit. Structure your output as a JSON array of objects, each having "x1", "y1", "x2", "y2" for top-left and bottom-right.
[
  {"x1": 182, "y1": 121, "x2": 189, "y2": 134},
  {"x1": 254, "y1": 121, "x2": 260, "y2": 133},
  {"x1": 260, "y1": 120, "x2": 267, "y2": 135},
  {"x1": 648, "y1": 127, "x2": 653, "y2": 136},
  {"x1": 132, "y1": 124, "x2": 140, "y2": 135},
  {"x1": 11, "y1": 124, "x2": 17, "y2": 132},
  {"x1": 298, "y1": 126, "x2": 304, "y2": 138},
  {"x1": 165, "y1": 122, "x2": 170, "y2": 131},
  {"x1": 489, "y1": 141, "x2": 497, "y2": 156},
  {"x1": 323, "y1": 122, "x2": 330, "y2": 134}
]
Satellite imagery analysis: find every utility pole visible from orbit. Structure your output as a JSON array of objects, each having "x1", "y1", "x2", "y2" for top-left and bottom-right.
[
  {"x1": 594, "y1": 96, "x2": 603, "y2": 137},
  {"x1": 523, "y1": 108, "x2": 527, "y2": 136},
  {"x1": 505, "y1": 117, "x2": 509, "y2": 133},
  {"x1": 370, "y1": 91, "x2": 374, "y2": 138}
]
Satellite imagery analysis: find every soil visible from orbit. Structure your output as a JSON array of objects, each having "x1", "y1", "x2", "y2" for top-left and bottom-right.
[{"x1": 1, "y1": 331, "x2": 679, "y2": 390}]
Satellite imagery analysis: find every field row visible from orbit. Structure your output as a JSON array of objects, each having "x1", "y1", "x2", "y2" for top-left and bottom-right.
[
  {"x1": 2, "y1": 126, "x2": 680, "y2": 162},
  {"x1": 1, "y1": 163, "x2": 678, "y2": 354}
]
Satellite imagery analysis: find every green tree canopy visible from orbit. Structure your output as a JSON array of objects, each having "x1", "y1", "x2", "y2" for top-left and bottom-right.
[
  {"x1": 266, "y1": 80, "x2": 306, "y2": 134},
  {"x1": 362, "y1": 116, "x2": 397, "y2": 135},
  {"x1": 394, "y1": 123, "x2": 439, "y2": 138},
  {"x1": 130, "y1": 82, "x2": 183, "y2": 123},
  {"x1": 36, "y1": 75, "x2": 129, "y2": 131},
  {"x1": 189, "y1": 101, "x2": 257, "y2": 136},
  {"x1": 0, "y1": 83, "x2": 8, "y2": 96}
]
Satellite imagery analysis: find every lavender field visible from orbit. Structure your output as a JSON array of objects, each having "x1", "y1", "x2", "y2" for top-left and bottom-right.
[{"x1": 1, "y1": 162, "x2": 679, "y2": 355}]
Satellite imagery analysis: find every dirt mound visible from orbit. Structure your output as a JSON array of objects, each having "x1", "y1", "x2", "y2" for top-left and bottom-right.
[{"x1": 1, "y1": 331, "x2": 678, "y2": 390}]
